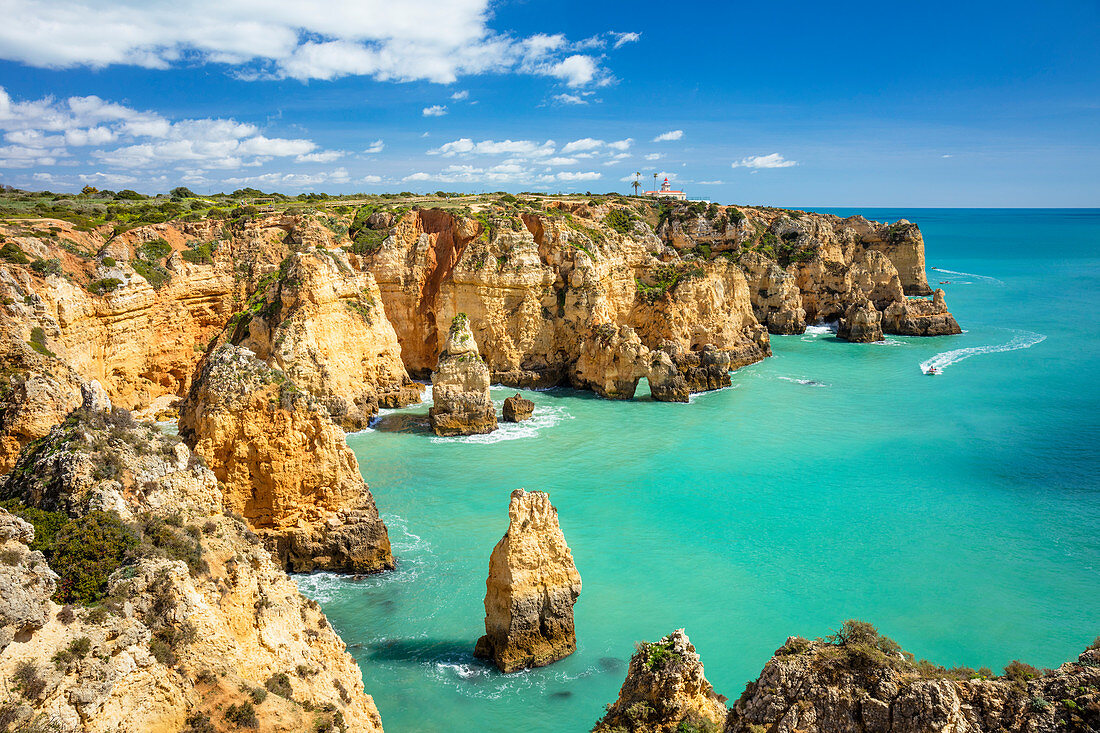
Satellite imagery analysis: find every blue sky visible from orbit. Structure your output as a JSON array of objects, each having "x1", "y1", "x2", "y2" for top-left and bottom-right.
[{"x1": 0, "y1": 0, "x2": 1096, "y2": 205}]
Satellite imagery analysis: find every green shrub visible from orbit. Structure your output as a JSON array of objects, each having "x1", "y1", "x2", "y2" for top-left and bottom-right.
[
  {"x1": 149, "y1": 637, "x2": 175, "y2": 666},
  {"x1": 52, "y1": 636, "x2": 92, "y2": 670},
  {"x1": 132, "y1": 258, "x2": 170, "y2": 289},
  {"x1": 0, "y1": 501, "x2": 68, "y2": 553},
  {"x1": 89, "y1": 277, "x2": 122, "y2": 295},
  {"x1": 136, "y1": 238, "x2": 172, "y2": 262},
  {"x1": 170, "y1": 187, "x2": 197, "y2": 199},
  {"x1": 115, "y1": 189, "x2": 146, "y2": 201},
  {"x1": 265, "y1": 672, "x2": 293, "y2": 698},
  {"x1": 183, "y1": 713, "x2": 216, "y2": 733},
  {"x1": 13, "y1": 660, "x2": 46, "y2": 699},
  {"x1": 1003, "y1": 660, "x2": 1041, "y2": 682},
  {"x1": 603, "y1": 209, "x2": 632, "y2": 234},
  {"x1": 30, "y1": 257, "x2": 63, "y2": 277},
  {"x1": 0, "y1": 241, "x2": 29, "y2": 264},
  {"x1": 51, "y1": 510, "x2": 138, "y2": 604},
  {"x1": 224, "y1": 701, "x2": 258, "y2": 728},
  {"x1": 135, "y1": 513, "x2": 208, "y2": 576},
  {"x1": 181, "y1": 241, "x2": 215, "y2": 264},
  {"x1": 28, "y1": 327, "x2": 56, "y2": 358},
  {"x1": 248, "y1": 686, "x2": 267, "y2": 704}
]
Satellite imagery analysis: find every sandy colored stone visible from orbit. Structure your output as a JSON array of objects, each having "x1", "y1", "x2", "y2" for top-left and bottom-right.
[
  {"x1": 428, "y1": 314, "x2": 497, "y2": 436},
  {"x1": 474, "y1": 489, "x2": 581, "y2": 673},
  {"x1": 178, "y1": 345, "x2": 393, "y2": 573},
  {"x1": 594, "y1": 629, "x2": 727, "y2": 733},
  {"x1": 881, "y1": 289, "x2": 963, "y2": 336},
  {"x1": 502, "y1": 394, "x2": 534, "y2": 422},
  {"x1": 838, "y1": 299, "x2": 884, "y2": 342}
]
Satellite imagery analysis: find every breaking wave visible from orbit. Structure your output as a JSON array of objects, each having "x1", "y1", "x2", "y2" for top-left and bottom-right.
[
  {"x1": 429, "y1": 402, "x2": 573, "y2": 444},
  {"x1": 920, "y1": 329, "x2": 1046, "y2": 374}
]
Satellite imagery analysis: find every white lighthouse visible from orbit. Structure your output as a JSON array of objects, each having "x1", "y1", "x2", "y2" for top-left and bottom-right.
[{"x1": 644, "y1": 177, "x2": 687, "y2": 201}]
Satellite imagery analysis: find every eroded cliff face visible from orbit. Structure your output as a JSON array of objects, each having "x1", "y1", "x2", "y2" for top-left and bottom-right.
[
  {"x1": 656, "y1": 205, "x2": 955, "y2": 340},
  {"x1": 597, "y1": 623, "x2": 1099, "y2": 733},
  {"x1": 360, "y1": 204, "x2": 769, "y2": 398},
  {"x1": 0, "y1": 406, "x2": 383, "y2": 733},
  {"x1": 178, "y1": 345, "x2": 393, "y2": 574},
  {"x1": 225, "y1": 250, "x2": 421, "y2": 431},
  {"x1": 593, "y1": 629, "x2": 728, "y2": 733},
  {"x1": 428, "y1": 314, "x2": 497, "y2": 436},
  {"x1": 474, "y1": 489, "x2": 581, "y2": 673}
]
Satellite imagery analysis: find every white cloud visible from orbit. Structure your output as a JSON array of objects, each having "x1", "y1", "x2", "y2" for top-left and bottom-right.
[
  {"x1": 607, "y1": 138, "x2": 633, "y2": 151},
  {"x1": 364, "y1": 139, "x2": 384, "y2": 154},
  {"x1": 545, "y1": 55, "x2": 597, "y2": 87},
  {"x1": 561, "y1": 137, "x2": 603, "y2": 154},
  {"x1": 612, "y1": 32, "x2": 641, "y2": 48},
  {"x1": 223, "y1": 166, "x2": 350, "y2": 188},
  {"x1": 546, "y1": 156, "x2": 579, "y2": 166},
  {"x1": 450, "y1": 90, "x2": 469, "y2": 101},
  {"x1": 697, "y1": 180, "x2": 724, "y2": 185},
  {"x1": 731, "y1": 153, "x2": 797, "y2": 169},
  {"x1": 429, "y1": 137, "x2": 555, "y2": 158},
  {"x1": 0, "y1": 1, "x2": 626, "y2": 87},
  {"x1": 422, "y1": 105, "x2": 448, "y2": 117},
  {"x1": 295, "y1": 150, "x2": 344, "y2": 163},
  {"x1": 644, "y1": 152, "x2": 663, "y2": 160},
  {"x1": 0, "y1": 85, "x2": 322, "y2": 175},
  {"x1": 552, "y1": 93, "x2": 587, "y2": 105},
  {"x1": 77, "y1": 171, "x2": 138, "y2": 185},
  {"x1": 555, "y1": 171, "x2": 601, "y2": 181},
  {"x1": 942, "y1": 154, "x2": 953, "y2": 158},
  {"x1": 361, "y1": 174, "x2": 383, "y2": 184},
  {"x1": 652, "y1": 129, "x2": 683, "y2": 142}
]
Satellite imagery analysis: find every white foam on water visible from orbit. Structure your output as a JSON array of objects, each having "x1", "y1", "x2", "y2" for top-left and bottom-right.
[
  {"x1": 292, "y1": 572, "x2": 349, "y2": 603},
  {"x1": 429, "y1": 402, "x2": 573, "y2": 444},
  {"x1": 804, "y1": 322, "x2": 838, "y2": 335},
  {"x1": 435, "y1": 661, "x2": 489, "y2": 680},
  {"x1": 685, "y1": 383, "x2": 740, "y2": 403},
  {"x1": 777, "y1": 376, "x2": 828, "y2": 387},
  {"x1": 870, "y1": 337, "x2": 907, "y2": 347},
  {"x1": 920, "y1": 329, "x2": 1046, "y2": 374},
  {"x1": 930, "y1": 267, "x2": 1005, "y2": 286}
]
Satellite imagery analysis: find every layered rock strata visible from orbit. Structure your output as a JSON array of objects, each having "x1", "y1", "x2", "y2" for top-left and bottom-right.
[
  {"x1": 225, "y1": 250, "x2": 421, "y2": 431},
  {"x1": 178, "y1": 344, "x2": 393, "y2": 573},
  {"x1": 428, "y1": 314, "x2": 498, "y2": 436},
  {"x1": 882, "y1": 288, "x2": 962, "y2": 336},
  {"x1": 837, "y1": 298, "x2": 884, "y2": 342},
  {"x1": 0, "y1": 405, "x2": 383, "y2": 732},
  {"x1": 474, "y1": 489, "x2": 581, "y2": 673},
  {"x1": 502, "y1": 394, "x2": 534, "y2": 422}
]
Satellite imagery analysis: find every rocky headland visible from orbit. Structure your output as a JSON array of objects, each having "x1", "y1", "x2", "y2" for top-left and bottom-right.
[
  {"x1": 474, "y1": 489, "x2": 582, "y2": 673},
  {"x1": 596, "y1": 621, "x2": 1099, "y2": 733},
  {"x1": 0, "y1": 189, "x2": 972, "y2": 731}
]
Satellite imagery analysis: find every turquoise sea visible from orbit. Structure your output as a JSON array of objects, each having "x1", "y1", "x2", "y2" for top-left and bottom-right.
[{"x1": 298, "y1": 209, "x2": 1100, "y2": 732}]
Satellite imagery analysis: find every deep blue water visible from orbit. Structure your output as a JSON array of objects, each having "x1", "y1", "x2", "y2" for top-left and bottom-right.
[{"x1": 298, "y1": 209, "x2": 1100, "y2": 732}]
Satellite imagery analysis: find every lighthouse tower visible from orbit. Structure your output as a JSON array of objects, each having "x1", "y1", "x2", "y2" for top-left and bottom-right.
[{"x1": 645, "y1": 177, "x2": 687, "y2": 201}]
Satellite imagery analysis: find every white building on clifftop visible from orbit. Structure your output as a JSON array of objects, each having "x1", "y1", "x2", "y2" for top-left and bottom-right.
[{"x1": 644, "y1": 177, "x2": 687, "y2": 201}]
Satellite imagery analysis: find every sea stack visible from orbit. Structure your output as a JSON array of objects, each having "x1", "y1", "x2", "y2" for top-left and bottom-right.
[
  {"x1": 837, "y1": 298, "x2": 884, "y2": 342},
  {"x1": 474, "y1": 489, "x2": 581, "y2": 673},
  {"x1": 502, "y1": 393, "x2": 534, "y2": 422},
  {"x1": 593, "y1": 629, "x2": 727, "y2": 733},
  {"x1": 428, "y1": 313, "x2": 498, "y2": 436}
]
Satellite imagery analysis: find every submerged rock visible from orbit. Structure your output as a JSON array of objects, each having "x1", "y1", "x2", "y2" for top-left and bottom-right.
[
  {"x1": 502, "y1": 393, "x2": 534, "y2": 422},
  {"x1": 178, "y1": 344, "x2": 393, "y2": 573},
  {"x1": 593, "y1": 629, "x2": 727, "y2": 733},
  {"x1": 428, "y1": 314, "x2": 498, "y2": 436},
  {"x1": 474, "y1": 489, "x2": 581, "y2": 673}
]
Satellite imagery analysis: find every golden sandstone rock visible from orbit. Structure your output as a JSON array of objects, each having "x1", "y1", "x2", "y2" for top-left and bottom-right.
[
  {"x1": 594, "y1": 629, "x2": 727, "y2": 733},
  {"x1": 428, "y1": 314, "x2": 498, "y2": 436},
  {"x1": 474, "y1": 489, "x2": 581, "y2": 673},
  {"x1": 178, "y1": 345, "x2": 393, "y2": 573}
]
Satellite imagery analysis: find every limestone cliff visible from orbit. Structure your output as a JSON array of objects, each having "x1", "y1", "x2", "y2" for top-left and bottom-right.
[
  {"x1": 178, "y1": 345, "x2": 393, "y2": 574},
  {"x1": 597, "y1": 621, "x2": 1099, "y2": 733},
  {"x1": 593, "y1": 629, "x2": 728, "y2": 733},
  {"x1": 881, "y1": 288, "x2": 962, "y2": 336},
  {"x1": 502, "y1": 393, "x2": 534, "y2": 422},
  {"x1": 225, "y1": 250, "x2": 420, "y2": 431},
  {"x1": 0, "y1": 405, "x2": 383, "y2": 733},
  {"x1": 837, "y1": 298, "x2": 884, "y2": 343},
  {"x1": 474, "y1": 489, "x2": 581, "y2": 673},
  {"x1": 428, "y1": 314, "x2": 497, "y2": 436}
]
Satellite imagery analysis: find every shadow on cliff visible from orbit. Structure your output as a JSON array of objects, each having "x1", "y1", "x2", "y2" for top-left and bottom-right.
[{"x1": 369, "y1": 412, "x2": 433, "y2": 435}]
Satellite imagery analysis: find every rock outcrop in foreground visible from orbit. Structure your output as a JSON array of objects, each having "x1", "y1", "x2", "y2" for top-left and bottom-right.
[
  {"x1": 474, "y1": 489, "x2": 581, "y2": 673},
  {"x1": 594, "y1": 629, "x2": 727, "y2": 733},
  {"x1": 428, "y1": 314, "x2": 498, "y2": 437},
  {"x1": 502, "y1": 393, "x2": 534, "y2": 422},
  {"x1": 0, "y1": 405, "x2": 382, "y2": 732},
  {"x1": 597, "y1": 621, "x2": 1099, "y2": 733},
  {"x1": 178, "y1": 344, "x2": 393, "y2": 573}
]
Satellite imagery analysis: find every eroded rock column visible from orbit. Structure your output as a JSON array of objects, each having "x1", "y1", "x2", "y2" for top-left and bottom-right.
[
  {"x1": 428, "y1": 314, "x2": 498, "y2": 436},
  {"x1": 474, "y1": 489, "x2": 581, "y2": 673}
]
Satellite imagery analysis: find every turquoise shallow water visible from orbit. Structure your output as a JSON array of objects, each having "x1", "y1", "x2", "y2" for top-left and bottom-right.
[{"x1": 298, "y1": 209, "x2": 1100, "y2": 733}]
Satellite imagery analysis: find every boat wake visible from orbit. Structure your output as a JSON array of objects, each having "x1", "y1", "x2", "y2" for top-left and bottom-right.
[
  {"x1": 919, "y1": 329, "x2": 1046, "y2": 374},
  {"x1": 930, "y1": 267, "x2": 1005, "y2": 286}
]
